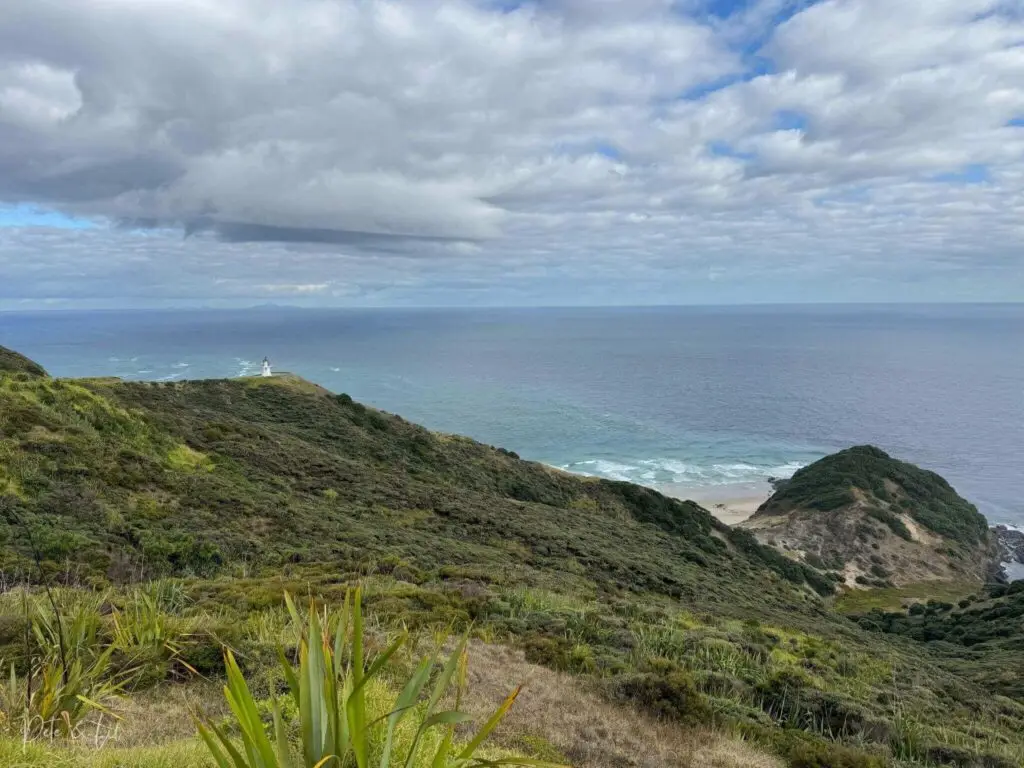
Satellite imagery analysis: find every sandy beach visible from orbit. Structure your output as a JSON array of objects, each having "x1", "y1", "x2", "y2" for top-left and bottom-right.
[{"x1": 657, "y1": 482, "x2": 771, "y2": 526}]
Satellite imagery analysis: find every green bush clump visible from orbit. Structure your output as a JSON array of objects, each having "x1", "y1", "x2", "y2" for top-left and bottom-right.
[
  {"x1": 726, "y1": 528, "x2": 835, "y2": 595},
  {"x1": 781, "y1": 736, "x2": 884, "y2": 768},
  {"x1": 853, "y1": 588, "x2": 1024, "y2": 700},
  {"x1": 923, "y1": 744, "x2": 1017, "y2": 768},
  {"x1": 614, "y1": 665, "x2": 711, "y2": 726},
  {"x1": 865, "y1": 507, "x2": 912, "y2": 541}
]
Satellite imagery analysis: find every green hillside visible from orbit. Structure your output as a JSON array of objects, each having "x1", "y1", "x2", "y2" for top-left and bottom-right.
[
  {"x1": 0, "y1": 348, "x2": 1022, "y2": 768},
  {"x1": 0, "y1": 344, "x2": 48, "y2": 377},
  {"x1": 756, "y1": 446, "x2": 989, "y2": 546},
  {"x1": 854, "y1": 581, "x2": 1024, "y2": 700},
  {"x1": 0, "y1": 368, "x2": 827, "y2": 600}
]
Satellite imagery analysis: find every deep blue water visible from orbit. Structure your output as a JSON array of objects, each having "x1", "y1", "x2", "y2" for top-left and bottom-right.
[{"x1": 2, "y1": 305, "x2": 1021, "y2": 525}]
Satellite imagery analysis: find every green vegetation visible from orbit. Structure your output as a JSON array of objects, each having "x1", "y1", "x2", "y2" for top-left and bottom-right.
[
  {"x1": 834, "y1": 581, "x2": 980, "y2": 615},
  {"x1": 756, "y1": 446, "x2": 989, "y2": 547},
  {"x1": 0, "y1": 348, "x2": 1021, "y2": 768},
  {"x1": 0, "y1": 593, "x2": 126, "y2": 738},
  {"x1": 0, "y1": 346, "x2": 47, "y2": 378},
  {"x1": 853, "y1": 581, "x2": 1024, "y2": 701},
  {"x1": 0, "y1": 370, "x2": 828, "y2": 596},
  {"x1": 197, "y1": 588, "x2": 530, "y2": 768}
]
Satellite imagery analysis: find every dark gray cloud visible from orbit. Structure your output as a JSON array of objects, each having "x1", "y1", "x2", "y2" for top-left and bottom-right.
[{"x1": 0, "y1": 0, "x2": 1022, "y2": 306}]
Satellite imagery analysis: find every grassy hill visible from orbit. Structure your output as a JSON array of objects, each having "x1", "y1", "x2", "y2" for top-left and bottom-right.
[
  {"x1": 852, "y1": 581, "x2": 1024, "y2": 696},
  {"x1": 0, "y1": 347, "x2": 1022, "y2": 768},
  {"x1": 0, "y1": 345, "x2": 48, "y2": 377},
  {"x1": 0, "y1": 364, "x2": 828, "y2": 600},
  {"x1": 744, "y1": 446, "x2": 995, "y2": 589}
]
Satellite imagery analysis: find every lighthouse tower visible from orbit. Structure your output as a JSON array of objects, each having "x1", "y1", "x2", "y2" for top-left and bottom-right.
[{"x1": 261, "y1": 357, "x2": 272, "y2": 377}]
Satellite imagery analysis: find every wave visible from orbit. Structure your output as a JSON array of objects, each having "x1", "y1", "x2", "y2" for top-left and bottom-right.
[
  {"x1": 567, "y1": 459, "x2": 640, "y2": 482},
  {"x1": 560, "y1": 457, "x2": 805, "y2": 488}
]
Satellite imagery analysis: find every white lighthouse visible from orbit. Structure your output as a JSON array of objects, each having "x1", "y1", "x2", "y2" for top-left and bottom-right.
[{"x1": 261, "y1": 357, "x2": 272, "y2": 377}]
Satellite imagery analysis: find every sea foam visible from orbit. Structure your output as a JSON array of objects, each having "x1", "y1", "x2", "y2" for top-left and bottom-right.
[{"x1": 561, "y1": 457, "x2": 805, "y2": 488}]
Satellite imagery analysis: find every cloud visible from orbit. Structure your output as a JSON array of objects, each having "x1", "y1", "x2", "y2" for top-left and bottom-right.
[{"x1": 0, "y1": 0, "x2": 1022, "y2": 306}]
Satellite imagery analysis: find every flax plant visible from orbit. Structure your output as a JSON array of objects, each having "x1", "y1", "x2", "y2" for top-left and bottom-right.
[{"x1": 196, "y1": 587, "x2": 555, "y2": 768}]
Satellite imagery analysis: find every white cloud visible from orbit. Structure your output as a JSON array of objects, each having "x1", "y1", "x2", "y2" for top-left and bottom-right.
[{"x1": 0, "y1": 0, "x2": 1022, "y2": 305}]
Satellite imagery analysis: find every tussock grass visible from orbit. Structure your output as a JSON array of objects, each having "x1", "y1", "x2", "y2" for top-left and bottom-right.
[{"x1": 460, "y1": 642, "x2": 782, "y2": 768}]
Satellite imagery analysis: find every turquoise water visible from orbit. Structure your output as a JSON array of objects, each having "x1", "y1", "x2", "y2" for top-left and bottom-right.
[{"x1": 2, "y1": 304, "x2": 1021, "y2": 525}]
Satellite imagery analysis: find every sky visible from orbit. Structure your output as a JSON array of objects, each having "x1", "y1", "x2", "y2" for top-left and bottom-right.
[{"x1": 1, "y1": 0, "x2": 1023, "y2": 309}]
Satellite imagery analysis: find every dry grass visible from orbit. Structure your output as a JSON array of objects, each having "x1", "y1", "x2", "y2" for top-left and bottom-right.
[
  {"x1": 8, "y1": 641, "x2": 780, "y2": 768},
  {"x1": 77, "y1": 681, "x2": 228, "y2": 749},
  {"x1": 459, "y1": 642, "x2": 782, "y2": 768}
]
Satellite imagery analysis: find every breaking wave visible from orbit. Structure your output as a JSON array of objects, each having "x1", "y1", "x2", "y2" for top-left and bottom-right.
[
  {"x1": 560, "y1": 457, "x2": 805, "y2": 487},
  {"x1": 234, "y1": 358, "x2": 258, "y2": 377}
]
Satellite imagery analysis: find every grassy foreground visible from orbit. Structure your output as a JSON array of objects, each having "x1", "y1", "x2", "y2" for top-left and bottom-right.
[{"x1": 0, "y1": 351, "x2": 1022, "y2": 767}]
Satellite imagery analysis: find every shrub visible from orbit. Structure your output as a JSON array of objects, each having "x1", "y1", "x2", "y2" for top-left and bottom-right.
[
  {"x1": 783, "y1": 737, "x2": 884, "y2": 768},
  {"x1": 521, "y1": 634, "x2": 573, "y2": 671},
  {"x1": 924, "y1": 744, "x2": 1017, "y2": 768},
  {"x1": 865, "y1": 507, "x2": 912, "y2": 541},
  {"x1": 614, "y1": 668, "x2": 711, "y2": 726}
]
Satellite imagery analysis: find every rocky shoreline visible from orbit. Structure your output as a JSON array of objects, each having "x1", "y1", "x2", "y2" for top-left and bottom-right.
[{"x1": 995, "y1": 525, "x2": 1024, "y2": 581}]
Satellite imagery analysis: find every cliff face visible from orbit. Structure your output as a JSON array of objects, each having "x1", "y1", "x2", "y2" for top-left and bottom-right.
[{"x1": 742, "y1": 446, "x2": 997, "y2": 588}]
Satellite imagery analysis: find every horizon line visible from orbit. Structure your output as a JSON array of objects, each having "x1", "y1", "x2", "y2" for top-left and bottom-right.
[{"x1": 2, "y1": 299, "x2": 1024, "y2": 313}]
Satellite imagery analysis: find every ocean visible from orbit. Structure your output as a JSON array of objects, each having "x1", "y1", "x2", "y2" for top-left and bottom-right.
[{"x1": 2, "y1": 304, "x2": 1021, "y2": 526}]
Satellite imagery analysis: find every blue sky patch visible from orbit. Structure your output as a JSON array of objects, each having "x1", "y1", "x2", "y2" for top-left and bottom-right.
[
  {"x1": 700, "y1": 0, "x2": 758, "y2": 20},
  {"x1": 774, "y1": 110, "x2": 809, "y2": 131},
  {"x1": 1008, "y1": 117, "x2": 1024, "y2": 127},
  {"x1": 677, "y1": 58, "x2": 774, "y2": 102},
  {"x1": 680, "y1": 74, "x2": 746, "y2": 102},
  {"x1": 0, "y1": 204, "x2": 97, "y2": 230},
  {"x1": 931, "y1": 164, "x2": 990, "y2": 184},
  {"x1": 708, "y1": 141, "x2": 755, "y2": 160},
  {"x1": 592, "y1": 142, "x2": 622, "y2": 161},
  {"x1": 699, "y1": 1, "x2": 824, "y2": 58},
  {"x1": 488, "y1": 0, "x2": 528, "y2": 12}
]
